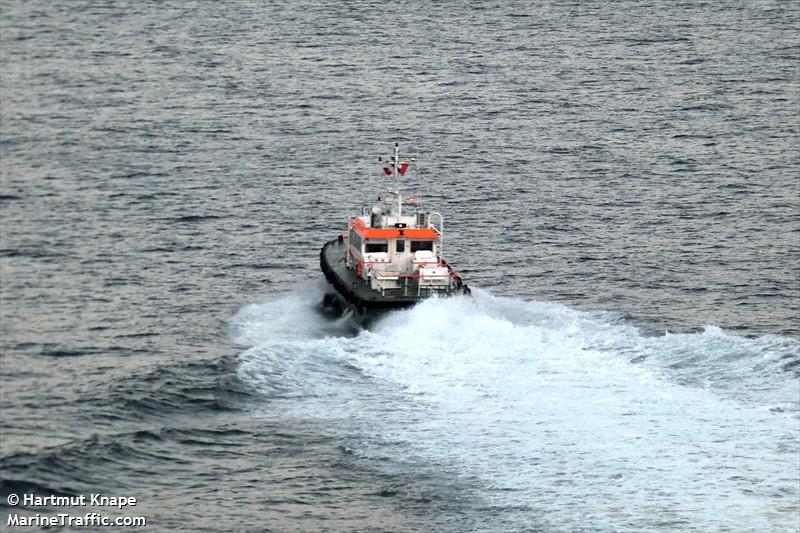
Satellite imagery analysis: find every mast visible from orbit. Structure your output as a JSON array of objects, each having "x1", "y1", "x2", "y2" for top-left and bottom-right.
[
  {"x1": 380, "y1": 143, "x2": 411, "y2": 218},
  {"x1": 393, "y1": 143, "x2": 401, "y2": 218}
]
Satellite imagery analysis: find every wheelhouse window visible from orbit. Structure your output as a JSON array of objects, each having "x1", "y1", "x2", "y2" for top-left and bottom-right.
[
  {"x1": 410, "y1": 240, "x2": 434, "y2": 252},
  {"x1": 365, "y1": 241, "x2": 388, "y2": 253},
  {"x1": 396, "y1": 240, "x2": 405, "y2": 253}
]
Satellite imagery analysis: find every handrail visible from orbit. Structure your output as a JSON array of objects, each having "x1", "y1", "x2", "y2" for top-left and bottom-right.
[{"x1": 429, "y1": 211, "x2": 444, "y2": 258}]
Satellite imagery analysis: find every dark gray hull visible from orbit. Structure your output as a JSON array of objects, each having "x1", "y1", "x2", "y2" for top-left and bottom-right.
[{"x1": 319, "y1": 238, "x2": 469, "y2": 324}]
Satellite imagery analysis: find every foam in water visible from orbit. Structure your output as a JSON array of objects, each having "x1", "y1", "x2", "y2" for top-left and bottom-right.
[{"x1": 233, "y1": 288, "x2": 800, "y2": 532}]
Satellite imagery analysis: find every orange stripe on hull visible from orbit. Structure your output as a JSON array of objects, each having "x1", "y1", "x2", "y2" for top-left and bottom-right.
[{"x1": 350, "y1": 218, "x2": 439, "y2": 239}]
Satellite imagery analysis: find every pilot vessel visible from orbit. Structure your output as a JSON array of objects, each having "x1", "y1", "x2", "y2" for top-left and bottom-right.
[{"x1": 320, "y1": 144, "x2": 469, "y2": 323}]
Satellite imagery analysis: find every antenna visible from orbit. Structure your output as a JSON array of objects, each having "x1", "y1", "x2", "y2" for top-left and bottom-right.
[
  {"x1": 378, "y1": 143, "x2": 415, "y2": 219},
  {"x1": 394, "y1": 143, "x2": 401, "y2": 218}
]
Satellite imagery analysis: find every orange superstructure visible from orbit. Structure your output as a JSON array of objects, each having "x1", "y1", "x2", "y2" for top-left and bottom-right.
[{"x1": 349, "y1": 217, "x2": 440, "y2": 240}]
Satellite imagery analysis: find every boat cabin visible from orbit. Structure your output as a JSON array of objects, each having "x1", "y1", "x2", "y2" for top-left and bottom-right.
[{"x1": 344, "y1": 207, "x2": 450, "y2": 295}]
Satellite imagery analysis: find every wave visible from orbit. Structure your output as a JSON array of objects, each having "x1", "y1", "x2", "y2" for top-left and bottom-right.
[{"x1": 233, "y1": 287, "x2": 800, "y2": 532}]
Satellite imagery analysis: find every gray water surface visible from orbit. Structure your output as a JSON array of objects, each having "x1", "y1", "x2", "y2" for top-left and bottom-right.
[{"x1": 1, "y1": 1, "x2": 798, "y2": 531}]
